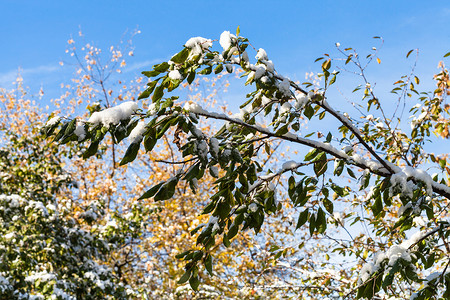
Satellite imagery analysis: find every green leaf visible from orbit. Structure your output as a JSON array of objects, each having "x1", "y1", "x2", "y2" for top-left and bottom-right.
[
  {"x1": 184, "y1": 163, "x2": 200, "y2": 181},
  {"x1": 53, "y1": 122, "x2": 69, "y2": 142},
  {"x1": 154, "y1": 62, "x2": 170, "y2": 72},
  {"x1": 143, "y1": 135, "x2": 157, "y2": 152},
  {"x1": 154, "y1": 178, "x2": 178, "y2": 201},
  {"x1": 187, "y1": 71, "x2": 196, "y2": 84},
  {"x1": 223, "y1": 235, "x2": 231, "y2": 247},
  {"x1": 216, "y1": 200, "x2": 231, "y2": 219},
  {"x1": 198, "y1": 66, "x2": 212, "y2": 75},
  {"x1": 227, "y1": 223, "x2": 239, "y2": 240},
  {"x1": 175, "y1": 250, "x2": 191, "y2": 259},
  {"x1": 178, "y1": 269, "x2": 191, "y2": 284},
  {"x1": 214, "y1": 64, "x2": 223, "y2": 74},
  {"x1": 444, "y1": 52, "x2": 450, "y2": 58},
  {"x1": 138, "y1": 81, "x2": 158, "y2": 100},
  {"x1": 382, "y1": 260, "x2": 400, "y2": 290},
  {"x1": 275, "y1": 125, "x2": 289, "y2": 136},
  {"x1": 329, "y1": 74, "x2": 337, "y2": 86},
  {"x1": 323, "y1": 198, "x2": 334, "y2": 214},
  {"x1": 202, "y1": 200, "x2": 217, "y2": 214},
  {"x1": 304, "y1": 105, "x2": 314, "y2": 119},
  {"x1": 152, "y1": 85, "x2": 164, "y2": 102},
  {"x1": 406, "y1": 49, "x2": 414, "y2": 58},
  {"x1": 314, "y1": 157, "x2": 328, "y2": 177},
  {"x1": 119, "y1": 142, "x2": 140, "y2": 166},
  {"x1": 142, "y1": 70, "x2": 160, "y2": 77},
  {"x1": 334, "y1": 160, "x2": 344, "y2": 176},
  {"x1": 205, "y1": 254, "x2": 213, "y2": 275},
  {"x1": 345, "y1": 55, "x2": 353, "y2": 65},
  {"x1": 309, "y1": 213, "x2": 316, "y2": 235},
  {"x1": 316, "y1": 207, "x2": 327, "y2": 234},
  {"x1": 189, "y1": 275, "x2": 200, "y2": 291},
  {"x1": 296, "y1": 209, "x2": 309, "y2": 229},
  {"x1": 304, "y1": 148, "x2": 319, "y2": 161},
  {"x1": 322, "y1": 59, "x2": 331, "y2": 71},
  {"x1": 347, "y1": 167, "x2": 356, "y2": 179},
  {"x1": 171, "y1": 48, "x2": 190, "y2": 64},
  {"x1": 138, "y1": 182, "x2": 164, "y2": 200},
  {"x1": 372, "y1": 196, "x2": 383, "y2": 216},
  {"x1": 82, "y1": 141, "x2": 99, "y2": 159},
  {"x1": 64, "y1": 119, "x2": 77, "y2": 136}
]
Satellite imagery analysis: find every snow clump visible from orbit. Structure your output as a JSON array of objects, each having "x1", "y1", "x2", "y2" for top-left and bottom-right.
[
  {"x1": 128, "y1": 121, "x2": 147, "y2": 143},
  {"x1": 255, "y1": 48, "x2": 268, "y2": 61},
  {"x1": 88, "y1": 101, "x2": 138, "y2": 127},
  {"x1": 74, "y1": 120, "x2": 86, "y2": 141},
  {"x1": 168, "y1": 70, "x2": 183, "y2": 80},
  {"x1": 219, "y1": 31, "x2": 236, "y2": 50},
  {"x1": 185, "y1": 37, "x2": 212, "y2": 59},
  {"x1": 277, "y1": 78, "x2": 291, "y2": 97},
  {"x1": 46, "y1": 116, "x2": 61, "y2": 126}
]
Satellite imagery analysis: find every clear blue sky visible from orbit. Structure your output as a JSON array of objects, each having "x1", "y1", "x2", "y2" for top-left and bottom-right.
[{"x1": 1, "y1": 0, "x2": 450, "y2": 98}]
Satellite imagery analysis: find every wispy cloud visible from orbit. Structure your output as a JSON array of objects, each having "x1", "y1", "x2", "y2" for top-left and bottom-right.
[
  {"x1": 0, "y1": 64, "x2": 60, "y2": 87},
  {"x1": 123, "y1": 59, "x2": 163, "y2": 73}
]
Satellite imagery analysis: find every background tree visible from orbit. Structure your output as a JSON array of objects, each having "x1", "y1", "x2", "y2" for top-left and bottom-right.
[{"x1": 0, "y1": 81, "x2": 131, "y2": 299}]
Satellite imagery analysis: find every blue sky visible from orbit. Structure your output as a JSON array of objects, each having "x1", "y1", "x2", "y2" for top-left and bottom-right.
[{"x1": 1, "y1": 1, "x2": 450, "y2": 101}]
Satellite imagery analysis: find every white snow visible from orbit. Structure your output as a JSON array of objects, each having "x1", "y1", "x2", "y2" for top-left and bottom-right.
[
  {"x1": 185, "y1": 37, "x2": 212, "y2": 49},
  {"x1": 128, "y1": 121, "x2": 147, "y2": 143},
  {"x1": 4, "y1": 232, "x2": 14, "y2": 240},
  {"x1": 46, "y1": 116, "x2": 61, "y2": 126},
  {"x1": 88, "y1": 101, "x2": 139, "y2": 127},
  {"x1": 148, "y1": 103, "x2": 158, "y2": 116},
  {"x1": 74, "y1": 120, "x2": 86, "y2": 141},
  {"x1": 222, "y1": 149, "x2": 231, "y2": 160},
  {"x1": 27, "y1": 200, "x2": 49, "y2": 216},
  {"x1": 248, "y1": 203, "x2": 258, "y2": 213},
  {"x1": 366, "y1": 114, "x2": 374, "y2": 121},
  {"x1": 254, "y1": 65, "x2": 266, "y2": 80},
  {"x1": 263, "y1": 60, "x2": 274, "y2": 72},
  {"x1": 184, "y1": 101, "x2": 207, "y2": 114},
  {"x1": 241, "y1": 51, "x2": 249, "y2": 62},
  {"x1": 185, "y1": 37, "x2": 212, "y2": 58},
  {"x1": 413, "y1": 216, "x2": 426, "y2": 227},
  {"x1": 390, "y1": 166, "x2": 433, "y2": 198},
  {"x1": 210, "y1": 166, "x2": 219, "y2": 177},
  {"x1": 282, "y1": 160, "x2": 298, "y2": 170},
  {"x1": 277, "y1": 78, "x2": 291, "y2": 97},
  {"x1": 261, "y1": 95, "x2": 272, "y2": 106},
  {"x1": 255, "y1": 48, "x2": 268, "y2": 61},
  {"x1": 375, "y1": 122, "x2": 385, "y2": 129},
  {"x1": 398, "y1": 202, "x2": 412, "y2": 216},
  {"x1": 294, "y1": 94, "x2": 308, "y2": 109},
  {"x1": 283, "y1": 132, "x2": 298, "y2": 139},
  {"x1": 386, "y1": 245, "x2": 411, "y2": 266},
  {"x1": 197, "y1": 140, "x2": 208, "y2": 160},
  {"x1": 25, "y1": 271, "x2": 56, "y2": 283},
  {"x1": 209, "y1": 138, "x2": 219, "y2": 156},
  {"x1": 401, "y1": 230, "x2": 426, "y2": 249},
  {"x1": 219, "y1": 31, "x2": 236, "y2": 50},
  {"x1": 168, "y1": 70, "x2": 183, "y2": 80},
  {"x1": 280, "y1": 102, "x2": 292, "y2": 115}
]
